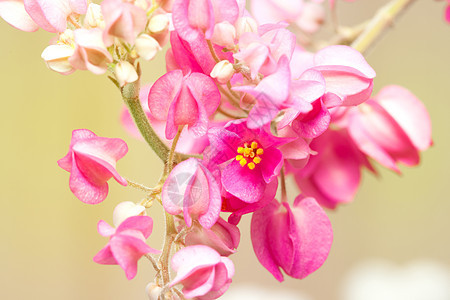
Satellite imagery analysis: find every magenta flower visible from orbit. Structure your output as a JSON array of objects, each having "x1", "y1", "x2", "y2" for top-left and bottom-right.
[
  {"x1": 170, "y1": 245, "x2": 234, "y2": 300},
  {"x1": 148, "y1": 70, "x2": 221, "y2": 139},
  {"x1": 101, "y1": 0, "x2": 147, "y2": 46},
  {"x1": 205, "y1": 119, "x2": 287, "y2": 204},
  {"x1": 93, "y1": 216, "x2": 160, "y2": 280},
  {"x1": 346, "y1": 85, "x2": 432, "y2": 173},
  {"x1": 184, "y1": 217, "x2": 240, "y2": 256},
  {"x1": 162, "y1": 158, "x2": 221, "y2": 229},
  {"x1": 251, "y1": 196, "x2": 333, "y2": 281},
  {"x1": 294, "y1": 129, "x2": 373, "y2": 209},
  {"x1": 25, "y1": 0, "x2": 87, "y2": 32},
  {"x1": 57, "y1": 129, "x2": 128, "y2": 204},
  {"x1": 69, "y1": 28, "x2": 113, "y2": 75},
  {"x1": 172, "y1": 0, "x2": 239, "y2": 42}
]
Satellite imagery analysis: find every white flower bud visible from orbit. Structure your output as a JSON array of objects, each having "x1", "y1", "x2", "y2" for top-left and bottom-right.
[
  {"x1": 146, "y1": 283, "x2": 163, "y2": 300},
  {"x1": 41, "y1": 44, "x2": 75, "y2": 74},
  {"x1": 211, "y1": 21, "x2": 236, "y2": 48},
  {"x1": 135, "y1": 34, "x2": 162, "y2": 61},
  {"x1": 84, "y1": 3, "x2": 104, "y2": 29},
  {"x1": 148, "y1": 13, "x2": 170, "y2": 34},
  {"x1": 115, "y1": 61, "x2": 139, "y2": 86},
  {"x1": 210, "y1": 60, "x2": 235, "y2": 84},
  {"x1": 235, "y1": 17, "x2": 258, "y2": 38},
  {"x1": 113, "y1": 201, "x2": 146, "y2": 227}
]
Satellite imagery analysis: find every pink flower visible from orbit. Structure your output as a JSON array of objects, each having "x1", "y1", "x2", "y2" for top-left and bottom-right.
[
  {"x1": 148, "y1": 70, "x2": 221, "y2": 139},
  {"x1": 170, "y1": 245, "x2": 234, "y2": 300},
  {"x1": 294, "y1": 129, "x2": 373, "y2": 209},
  {"x1": 57, "y1": 129, "x2": 128, "y2": 204},
  {"x1": 69, "y1": 28, "x2": 113, "y2": 75},
  {"x1": 346, "y1": 85, "x2": 432, "y2": 173},
  {"x1": 205, "y1": 120, "x2": 287, "y2": 203},
  {"x1": 446, "y1": 1, "x2": 450, "y2": 23},
  {"x1": 162, "y1": 158, "x2": 221, "y2": 229},
  {"x1": 24, "y1": 0, "x2": 87, "y2": 33},
  {"x1": 101, "y1": 0, "x2": 147, "y2": 46},
  {"x1": 311, "y1": 45, "x2": 376, "y2": 106},
  {"x1": 121, "y1": 84, "x2": 212, "y2": 155},
  {"x1": 250, "y1": 0, "x2": 304, "y2": 26},
  {"x1": 184, "y1": 217, "x2": 240, "y2": 256},
  {"x1": 93, "y1": 216, "x2": 160, "y2": 280},
  {"x1": 0, "y1": 0, "x2": 38, "y2": 32},
  {"x1": 172, "y1": 0, "x2": 240, "y2": 42},
  {"x1": 251, "y1": 196, "x2": 333, "y2": 281}
]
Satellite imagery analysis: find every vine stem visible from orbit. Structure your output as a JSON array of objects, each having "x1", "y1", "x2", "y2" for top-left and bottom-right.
[
  {"x1": 351, "y1": 0, "x2": 417, "y2": 53},
  {"x1": 159, "y1": 211, "x2": 177, "y2": 286}
]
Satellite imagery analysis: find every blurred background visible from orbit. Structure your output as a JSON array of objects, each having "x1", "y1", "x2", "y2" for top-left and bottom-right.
[{"x1": 0, "y1": 1, "x2": 449, "y2": 299}]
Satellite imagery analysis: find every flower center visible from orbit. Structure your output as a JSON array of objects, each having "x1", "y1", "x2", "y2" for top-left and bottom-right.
[{"x1": 235, "y1": 141, "x2": 264, "y2": 170}]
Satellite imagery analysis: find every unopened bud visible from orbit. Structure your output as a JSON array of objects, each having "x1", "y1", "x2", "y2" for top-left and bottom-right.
[
  {"x1": 41, "y1": 44, "x2": 75, "y2": 74},
  {"x1": 84, "y1": 3, "x2": 104, "y2": 28},
  {"x1": 235, "y1": 17, "x2": 258, "y2": 38},
  {"x1": 148, "y1": 13, "x2": 170, "y2": 34},
  {"x1": 115, "y1": 61, "x2": 138, "y2": 87},
  {"x1": 211, "y1": 21, "x2": 236, "y2": 48},
  {"x1": 134, "y1": 0, "x2": 149, "y2": 10},
  {"x1": 146, "y1": 282, "x2": 163, "y2": 300},
  {"x1": 210, "y1": 60, "x2": 235, "y2": 84},
  {"x1": 113, "y1": 201, "x2": 146, "y2": 227},
  {"x1": 135, "y1": 34, "x2": 162, "y2": 61}
]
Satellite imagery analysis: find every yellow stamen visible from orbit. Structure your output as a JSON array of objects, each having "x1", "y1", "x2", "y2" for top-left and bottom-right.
[
  {"x1": 239, "y1": 158, "x2": 247, "y2": 166},
  {"x1": 253, "y1": 157, "x2": 261, "y2": 164},
  {"x1": 244, "y1": 148, "x2": 252, "y2": 156},
  {"x1": 251, "y1": 141, "x2": 258, "y2": 149},
  {"x1": 256, "y1": 148, "x2": 264, "y2": 155},
  {"x1": 248, "y1": 162, "x2": 256, "y2": 170},
  {"x1": 249, "y1": 152, "x2": 255, "y2": 158},
  {"x1": 236, "y1": 155, "x2": 243, "y2": 161},
  {"x1": 237, "y1": 147, "x2": 244, "y2": 154}
]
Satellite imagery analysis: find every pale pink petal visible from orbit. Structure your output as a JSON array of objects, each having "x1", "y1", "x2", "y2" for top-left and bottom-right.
[
  {"x1": 375, "y1": 85, "x2": 432, "y2": 151},
  {"x1": 116, "y1": 216, "x2": 154, "y2": 239},
  {"x1": 24, "y1": 0, "x2": 72, "y2": 33},
  {"x1": 0, "y1": 1, "x2": 38, "y2": 32},
  {"x1": 93, "y1": 244, "x2": 117, "y2": 264},
  {"x1": 97, "y1": 220, "x2": 115, "y2": 237}
]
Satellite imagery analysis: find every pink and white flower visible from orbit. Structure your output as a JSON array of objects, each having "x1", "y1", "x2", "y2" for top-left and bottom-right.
[
  {"x1": 93, "y1": 216, "x2": 160, "y2": 280},
  {"x1": 57, "y1": 129, "x2": 128, "y2": 204},
  {"x1": 170, "y1": 245, "x2": 235, "y2": 300}
]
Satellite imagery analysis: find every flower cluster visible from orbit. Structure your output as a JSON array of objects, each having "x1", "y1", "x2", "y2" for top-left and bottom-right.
[{"x1": 1, "y1": 0, "x2": 434, "y2": 299}]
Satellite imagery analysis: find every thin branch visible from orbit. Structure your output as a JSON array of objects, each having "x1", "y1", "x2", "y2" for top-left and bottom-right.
[{"x1": 351, "y1": 0, "x2": 417, "y2": 54}]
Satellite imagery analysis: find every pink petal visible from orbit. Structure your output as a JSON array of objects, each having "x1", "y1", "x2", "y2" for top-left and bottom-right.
[
  {"x1": 57, "y1": 129, "x2": 97, "y2": 172},
  {"x1": 259, "y1": 147, "x2": 283, "y2": 183},
  {"x1": 110, "y1": 235, "x2": 154, "y2": 280},
  {"x1": 251, "y1": 199, "x2": 285, "y2": 282},
  {"x1": 222, "y1": 159, "x2": 265, "y2": 203},
  {"x1": 97, "y1": 220, "x2": 115, "y2": 237},
  {"x1": 170, "y1": 245, "x2": 221, "y2": 285},
  {"x1": 93, "y1": 244, "x2": 117, "y2": 265},
  {"x1": 182, "y1": 267, "x2": 216, "y2": 298},
  {"x1": 149, "y1": 69, "x2": 184, "y2": 121},
  {"x1": 69, "y1": 0, "x2": 87, "y2": 14},
  {"x1": 287, "y1": 196, "x2": 333, "y2": 279},
  {"x1": 291, "y1": 100, "x2": 331, "y2": 138},
  {"x1": 24, "y1": 0, "x2": 72, "y2": 32},
  {"x1": 186, "y1": 72, "x2": 221, "y2": 116},
  {"x1": 445, "y1": 5, "x2": 450, "y2": 23},
  {"x1": 375, "y1": 85, "x2": 432, "y2": 151},
  {"x1": 116, "y1": 216, "x2": 154, "y2": 239},
  {"x1": 69, "y1": 153, "x2": 109, "y2": 204},
  {"x1": 0, "y1": 1, "x2": 38, "y2": 32}
]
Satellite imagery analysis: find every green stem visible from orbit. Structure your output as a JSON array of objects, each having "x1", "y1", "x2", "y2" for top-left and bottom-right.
[
  {"x1": 159, "y1": 212, "x2": 177, "y2": 286},
  {"x1": 122, "y1": 80, "x2": 171, "y2": 162},
  {"x1": 351, "y1": 0, "x2": 417, "y2": 54}
]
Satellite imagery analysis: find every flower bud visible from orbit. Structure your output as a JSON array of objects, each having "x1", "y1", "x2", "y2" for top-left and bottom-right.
[
  {"x1": 135, "y1": 34, "x2": 162, "y2": 61},
  {"x1": 210, "y1": 60, "x2": 235, "y2": 84},
  {"x1": 146, "y1": 282, "x2": 163, "y2": 300},
  {"x1": 211, "y1": 21, "x2": 236, "y2": 48},
  {"x1": 135, "y1": 0, "x2": 149, "y2": 10},
  {"x1": 84, "y1": 3, "x2": 104, "y2": 29},
  {"x1": 113, "y1": 201, "x2": 146, "y2": 227},
  {"x1": 41, "y1": 44, "x2": 75, "y2": 75},
  {"x1": 115, "y1": 61, "x2": 139, "y2": 87},
  {"x1": 235, "y1": 17, "x2": 258, "y2": 38},
  {"x1": 148, "y1": 13, "x2": 170, "y2": 34}
]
